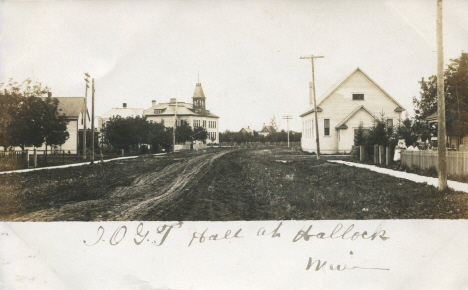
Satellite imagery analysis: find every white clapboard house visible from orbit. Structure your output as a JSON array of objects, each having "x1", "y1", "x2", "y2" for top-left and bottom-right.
[
  {"x1": 22, "y1": 97, "x2": 90, "y2": 153},
  {"x1": 300, "y1": 68, "x2": 405, "y2": 153}
]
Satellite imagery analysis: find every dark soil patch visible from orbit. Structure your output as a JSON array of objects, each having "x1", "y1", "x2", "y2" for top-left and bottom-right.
[
  {"x1": 156, "y1": 149, "x2": 468, "y2": 220},
  {"x1": 2, "y1": 147, "x2": 467, "y2": 221}
]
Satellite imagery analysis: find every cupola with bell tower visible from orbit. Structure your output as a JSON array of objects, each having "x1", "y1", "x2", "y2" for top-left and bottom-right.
[{"x1": 192, "y1": 82, "x2": 207, "y2": 116}]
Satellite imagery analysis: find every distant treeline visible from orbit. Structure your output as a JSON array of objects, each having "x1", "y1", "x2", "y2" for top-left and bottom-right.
[{"x1": 219, "y1": 130, "x2": 301, "y2": 144}]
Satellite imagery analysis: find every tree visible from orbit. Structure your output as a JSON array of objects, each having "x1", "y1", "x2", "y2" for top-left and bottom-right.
[
  {"x1": 175, "y1": 120, "x2": 193, "y2": 143},
  {"x1": 102, "y1": 116, "x2": 149, "y2": 153},
  {"x1": 0, "y1": 80, "x2": 23, "y2": 150},
  {"x1": 193, "y1": 126, "x2": 208, "y2": 143},
  {"x1": 445, "y1": 52, "x2": 468, "y2": 140},
  {"x1": 269, "y1": 115, "x2": 278, "y2": 132},
  {"x1": 79, "y1": 129, "x2": 100, "y2": 150},
  {"x1": 413, "y1": 52, "x2": 468, "y2": 140},
  {"x1": 412, "y1": 118, "x2": 431, "y2": 143},
  {"x1": 9, "y1": 96, "x2": 47, "y2": 150},
  {"x1": 1, "y1": 79, "x2": 50, "y2": 150},
  {"x1": 0, "y1": 79, "x2": 68, "y2": 151},
  {"x1": 395, "y1": 117, "x2": 419, "y2": 147},
  {"x1": 146, "y1": 121, "x2": 167, "y2": 152},
  {"x1": 160, "y1": 127, "x2": 174, "y2": 152},
  {"x1": 289, "y1": 131, "x2": 302, "y2": 142},
  {"x1": 363, "y1": 114, "x2": 395, "y2": 157},
  {"x1": 43, "y1": 97, "x2": 69, "y2": 150},
  {"x1": 367, "y1": 115, "x2": 392, "y2": 147},
  {"x1": 354, "y1": 122, "x2": 367, "y2": 146}
]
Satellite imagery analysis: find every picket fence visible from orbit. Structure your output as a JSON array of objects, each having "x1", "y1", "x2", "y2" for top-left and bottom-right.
[
  {"x1": 0, "y1": 148, "x2": 125, "y2": 171},
  {"x1": 401, "y1": 150, "x2": 468, "y2": 175},
  {"x1": 174, "y1": 143, "x2": 206, "y2": 151}
]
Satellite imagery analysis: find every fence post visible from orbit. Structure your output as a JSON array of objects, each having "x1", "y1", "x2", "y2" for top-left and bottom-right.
[
  {"x1": 25, "y1": 149, "x2": 29, "y2": 168},
  {"x1": 360, "y1": 146, "x2": 365, "y2": 162},
  {"x1": 34, "y1": 149, "x2": 37, "y2": 168},
  {"x1": 374, "y1": 145, "x2": 379, "y2": 164},
  {"x1": 121, "y1": 149, "x2": 124, "y2": 156},
  {"x1": 379, "y1": 145, "x2": 384, "y2": 164},
  {"x1": 386, "y1": 147, "x2": 391, "y2": 166}
]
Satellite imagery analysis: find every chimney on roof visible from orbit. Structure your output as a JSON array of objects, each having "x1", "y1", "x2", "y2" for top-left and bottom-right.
[
  {"x1": 152, "y1": 100, "x2": 156, "y2": 106},
  {"x1": 123, "y1": 103, "x2": 127, "y2": 108},
  {"x1": 47, "y1": 92, "x2": 52, "y2": 98},
  {"x1": 170, "y1": 98, "x2": 176, "y2": 104}
]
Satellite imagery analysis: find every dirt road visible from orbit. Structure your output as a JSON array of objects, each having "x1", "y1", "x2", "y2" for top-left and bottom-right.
[
  {"x1": 2, "y1": 147, "x2": 468, "y2": 221},
  {"x1": 8, "y1": 150, "x2": 231, "y2": 221}
]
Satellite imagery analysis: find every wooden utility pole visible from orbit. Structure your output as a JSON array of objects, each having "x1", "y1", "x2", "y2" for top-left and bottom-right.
[
  {"x1": 173, "y1": 99, "x2": 178, "y2": 152},
  {"x1": 83, "y1": 73, "x2": 90, "y2": 159},
  {"x1": 436, "y1": 0, "x2": 447, "y2": 191},
  {"x1": 91, "y1": 78, "x2": 95, "y2": 164},
  {"x1": 301, "y1": 55, "x2": 324, "y2": 159},
  {"x1": 283, "y1": 115, "x2": 292, "y2": 148}
]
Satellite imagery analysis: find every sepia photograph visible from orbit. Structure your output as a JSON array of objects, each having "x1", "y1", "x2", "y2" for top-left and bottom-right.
[{"x1": 1, "y1": 0, "x2": 468, "y2": 289}]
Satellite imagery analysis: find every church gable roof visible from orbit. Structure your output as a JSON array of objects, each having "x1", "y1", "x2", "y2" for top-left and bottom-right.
[
  {"x1": 335, "y1": 105, "x2": 377, "y2": 129},
  {"x1": 301, "y1": 67, "x2": 405, "y2": 117},
  {"x1": 318, "y1": 67, "x2": 405, "y2": 109}
]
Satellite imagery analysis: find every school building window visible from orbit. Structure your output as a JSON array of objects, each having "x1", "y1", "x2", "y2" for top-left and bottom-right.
[{"x1": 324, "y1": 119, "x2": 330, "y2": 136}]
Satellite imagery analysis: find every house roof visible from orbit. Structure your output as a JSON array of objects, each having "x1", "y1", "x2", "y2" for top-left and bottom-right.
[
  {"x1": 260, "y1": 125, "x2": 275, "y2": 133},
  {"x1": 143, "y1": 101, "x2": 219, "y2": 118},
  {"x1": 193, "y1": 83, "x2": 206, "y2": 98},
  {"x1": 240, "y1": 127, "x2": 253, "y2": 134},
  {"x1": 426, "y1": 113, "x2": 438, "y2": 122},
  {"x1": 100, "y1": 107, "x2": 144, "y2": 119},
  {"x1": 40, "y1": 97, "x2": 86, "y2": 119},
  {"x1": 300, "y1": 67, "x2": 405, "y2": 117},
  {"x1": 335, "y1": 105, "x2": 377, "y2": 129}
]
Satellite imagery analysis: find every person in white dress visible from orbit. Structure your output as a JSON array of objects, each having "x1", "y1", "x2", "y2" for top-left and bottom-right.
[{"x1": 394, "y1": 139, "x2": 407, "y2": 161}]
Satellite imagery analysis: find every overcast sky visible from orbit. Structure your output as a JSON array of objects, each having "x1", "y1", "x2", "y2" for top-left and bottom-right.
[{"x1": 1, "y1": 0, "x2": 467, "y2": 132}]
